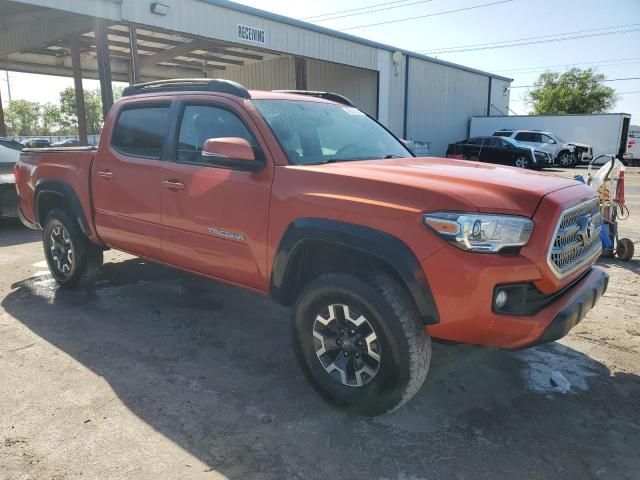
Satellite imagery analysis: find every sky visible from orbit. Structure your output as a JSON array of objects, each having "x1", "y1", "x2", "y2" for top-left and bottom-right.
[{"x1": 1, "y1": 0, "x2": 639, "y2": 121}]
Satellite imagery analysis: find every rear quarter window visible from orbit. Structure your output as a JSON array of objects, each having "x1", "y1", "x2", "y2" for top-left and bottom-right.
[{"x1": 111, "y1": 105, "x2": 170, "y2": 159}]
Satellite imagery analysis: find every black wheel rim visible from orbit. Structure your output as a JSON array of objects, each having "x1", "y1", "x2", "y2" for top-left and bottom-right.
[
  {"x1": 49, "y1": 225, "x2": 74, "y2": 277},
  {"x1": 313, "y1": 304, "x2": 381, "y2": 387}
]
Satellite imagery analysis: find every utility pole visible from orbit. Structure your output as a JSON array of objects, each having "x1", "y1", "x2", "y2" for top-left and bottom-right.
[
  {"x1": 4, "y1": 71, "x2": 11, "y2": 102},
  {"x1": 0, "y1": 71, "x2": 7, "y2": 137}
]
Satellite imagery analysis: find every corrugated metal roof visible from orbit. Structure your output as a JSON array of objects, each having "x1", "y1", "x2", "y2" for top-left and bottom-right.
[{"x1": 197, "y1": 0, "x2": 513, "y2": 83}]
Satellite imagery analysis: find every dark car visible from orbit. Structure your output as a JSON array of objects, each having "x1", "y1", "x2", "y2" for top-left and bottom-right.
[
  {"x1": 24, "y1": 138, "x2": 51, "y2": 148},
  {"x1": 446, "y1": 136, "x2": 553, "y2": 169},
  {"x1": 51, "y1": 138, "x2": 81, "y2": 147}
]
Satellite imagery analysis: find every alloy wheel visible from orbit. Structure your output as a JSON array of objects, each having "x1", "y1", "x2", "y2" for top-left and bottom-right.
[
  {"x1": 312, "y1": 303, "x2": 381, "y2": 387},
  {"x1": 558, "y1": 152, "x2": 574, "y2": 167},
  {"x1": 49, "y1": 225, "x2": 74, "y2": 277},
  {"x1": 515, "y1": 156, "x2": 529, "y2": 168}
]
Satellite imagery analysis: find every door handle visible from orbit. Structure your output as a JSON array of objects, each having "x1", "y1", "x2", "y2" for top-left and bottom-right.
[
  {"x1": 162, "y1": 180, "x2": 186, "y2": 191},
  {"x1": 97, "y1": 169, "x2": 114, "y2": 179}
]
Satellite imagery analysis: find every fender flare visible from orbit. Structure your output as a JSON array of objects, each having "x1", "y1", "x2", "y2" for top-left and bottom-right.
[
  {"x1": 270, "y1": 218, "x2": 439, "y2": 325},
  {"x1": 34, "y1": 179, "x2": 91, "y2": 236}
]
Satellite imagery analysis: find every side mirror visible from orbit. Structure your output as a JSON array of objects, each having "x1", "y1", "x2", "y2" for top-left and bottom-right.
[{"x1": 202, "y1": 137, "x2": 255, "y2": 162}]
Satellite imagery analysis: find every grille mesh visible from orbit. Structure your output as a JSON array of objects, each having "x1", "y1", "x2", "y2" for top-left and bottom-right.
[{"x1": 549, "y1": 198, "x2": 602, "y2": 277}]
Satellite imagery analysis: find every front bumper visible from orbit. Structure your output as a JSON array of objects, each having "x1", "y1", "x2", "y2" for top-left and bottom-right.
[
  {"x1": 422, "y1": 242, "x2": 608, "y2": 349},
  {"x1": 514, "y1": 268, "x2": 608, "y2": 349}
]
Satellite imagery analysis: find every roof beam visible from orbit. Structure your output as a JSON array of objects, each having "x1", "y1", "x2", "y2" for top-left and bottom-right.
[
  {"x1": 106, "y1": 28, "x2": 265, "y2": 61},
  {"x1": 72, "y1": 37, "x2": 244, "y2": 67},
  {"x1": 138, "y1": 40, "x2": 209, "y2": 68}
]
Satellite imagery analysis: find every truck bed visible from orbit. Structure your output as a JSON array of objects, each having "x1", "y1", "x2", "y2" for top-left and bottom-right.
[{"x1": 16, "y1": 147, "x2": 98, "y2": 238}]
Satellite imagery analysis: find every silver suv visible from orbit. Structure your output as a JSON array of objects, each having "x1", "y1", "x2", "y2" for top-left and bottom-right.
[{"x1": 494, "y1": 130, "x2": 591, "y2": 168}]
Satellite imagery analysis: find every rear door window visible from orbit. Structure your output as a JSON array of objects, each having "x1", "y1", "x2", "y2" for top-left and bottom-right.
[
  {"x1": 515, "y1": 132, "x2": 539, "y2": 142},
  {"x1": 111, "y1": 105, "x2": 171, "y2": 159}
]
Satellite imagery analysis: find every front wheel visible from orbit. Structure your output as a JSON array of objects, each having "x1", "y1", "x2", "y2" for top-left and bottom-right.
[
  {"x1": 557, "y1": 151, "x2": 576, "y2": 168},
  {"x1": 43, "y1": 208, "x2": 103, "y2": 288},
  {"x1": 292, "y1": 273, "x2": 431, "y2": 416},
  {"x1": 514, "y1": 155, "x2": 530, "y2": 169}
]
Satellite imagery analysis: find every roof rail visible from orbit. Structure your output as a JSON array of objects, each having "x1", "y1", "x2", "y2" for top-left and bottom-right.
[
  {"x1": 122, "y1": 79, "x2": 251, "y2": 99},
  {"x1": 273, "y1": 90, "x2": 355, "y2": 107}
]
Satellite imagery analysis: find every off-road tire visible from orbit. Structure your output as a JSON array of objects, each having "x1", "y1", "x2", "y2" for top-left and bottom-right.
[
  {"x1": 292, "y1": 273, "x2": 431, "y2": 416},
  {"x1": 43, "y1": 208, "x2": 103, "y2": 288}
]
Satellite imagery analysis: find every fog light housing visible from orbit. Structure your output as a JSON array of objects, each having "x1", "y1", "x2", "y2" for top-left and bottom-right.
[{"x1": 494, "y1": 290, "x2": 509, "y2": 309}]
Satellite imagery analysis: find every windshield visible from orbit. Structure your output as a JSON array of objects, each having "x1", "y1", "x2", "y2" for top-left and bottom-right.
[{"x1": 253, "y1": 100, "x2": 412, "y2": 165}]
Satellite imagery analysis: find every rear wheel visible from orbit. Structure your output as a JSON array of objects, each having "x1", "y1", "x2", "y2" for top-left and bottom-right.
[
  {"x1": 43, "y1": 208, "x2": 103, "y2": 288},
  {"x1": 292, "y1": 273, "x2": 431, "y2": 416}
]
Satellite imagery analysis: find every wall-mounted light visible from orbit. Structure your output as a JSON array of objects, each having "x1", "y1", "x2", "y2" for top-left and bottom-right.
[
  {"x1": 150, "y1": 2, "x2": 169, "y2": 16},
  {"x1": 391, "y1": 51, "x2": 403, "y2": 77}
]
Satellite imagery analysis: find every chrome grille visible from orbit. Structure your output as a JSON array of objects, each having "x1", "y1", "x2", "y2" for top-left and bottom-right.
[{"x1": 548, "y1": 198, "x2": 602, "y2": 278}]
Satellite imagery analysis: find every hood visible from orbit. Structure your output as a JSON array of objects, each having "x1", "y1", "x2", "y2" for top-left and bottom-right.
[
  {"x1": 567, "y1": 142, "x2": 590, "y2": 148},
  {"x1": 299, "y1": 157, "x2": 582, "y2": 217}
]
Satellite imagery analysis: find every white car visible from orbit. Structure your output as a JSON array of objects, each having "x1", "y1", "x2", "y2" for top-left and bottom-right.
[
  {"x1": 493, "y1": 129, "x2": 592, "y2": 168},
  {"x1": 0, "y1": 137, "x2": 24, "y2": 218}
]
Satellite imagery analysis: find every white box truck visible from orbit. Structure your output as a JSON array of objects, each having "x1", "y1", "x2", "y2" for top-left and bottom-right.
[{"x1": 469, "y1": 113, "x2": 632, "y2": 165}]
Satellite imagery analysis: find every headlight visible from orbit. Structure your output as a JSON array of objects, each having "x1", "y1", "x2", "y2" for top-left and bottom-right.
[{"x1": 422, "y1": 212, "x2": 534, "y2": 253}]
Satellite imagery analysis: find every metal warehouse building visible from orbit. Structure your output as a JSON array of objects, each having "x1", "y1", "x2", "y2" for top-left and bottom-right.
[{"x1": 0, "y1": 0, "x2": 512, "y2": 155}]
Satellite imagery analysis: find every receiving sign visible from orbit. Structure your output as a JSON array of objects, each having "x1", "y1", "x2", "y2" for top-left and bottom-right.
[{"x1": 237, "y1": 24, "x2": 266, "y2": 45}]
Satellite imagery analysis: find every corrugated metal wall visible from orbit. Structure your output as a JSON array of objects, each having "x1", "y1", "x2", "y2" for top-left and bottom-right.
[
  {"x1": 121, "y1": 0, "x2": 378, "y2": 70},
  {"x1": 306, "y1": 59, "x2": 378, "y2": 117},
  {"x1": 490, "y1": 78, "x2": 511, "y2": 116},
  {"x1": 216, "y1": 56, "x2": 296, "y2": 90},
  {"x1": 406, "y1": 58, "x2": 490, "y2": 156}
]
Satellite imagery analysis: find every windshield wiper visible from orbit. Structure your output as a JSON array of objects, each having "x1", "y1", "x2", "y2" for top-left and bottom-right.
[{"x1": 383, "y1": 154, "x2": 402, "y2": 159}]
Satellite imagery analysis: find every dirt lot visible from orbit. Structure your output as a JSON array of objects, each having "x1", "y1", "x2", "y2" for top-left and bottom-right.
[{"x1": 1, "y1": 167, "x2": 639, "y2": 480}]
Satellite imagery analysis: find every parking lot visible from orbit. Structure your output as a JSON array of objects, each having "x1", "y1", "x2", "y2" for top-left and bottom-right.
[{"x1": 1, "y1": 167, "x2": 639, "y2": 480}]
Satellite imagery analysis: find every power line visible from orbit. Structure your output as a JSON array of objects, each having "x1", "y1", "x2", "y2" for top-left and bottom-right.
[
  {"x1": 341, "y1": 0, "x2": 512, "y2": 31},
  {"x1": 302, "y1": 0, "x2": 414, "y2": 20},
  {"x1": 306, "y1": 0, "x2": 434, "y2": 22},
  {"x1": 510, "y1": 76, "x2": 640, "y2": 89},
  {"x1": 617, "y1": 90, "x2": 640, "y2": 94},
  {"x1": 433, "y1": 27, "x2": 640, "y2": 54},
  {"x1": 492, "y1": 57, "x2": 640, "y2": 74},
  {"x1": 421, "y1": 23, "x2": 640, "y2": 53}
]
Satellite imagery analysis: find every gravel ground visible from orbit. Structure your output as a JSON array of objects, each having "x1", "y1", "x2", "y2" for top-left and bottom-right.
[{"x1": 1, "y1": 167, "x2": 639, "y2": 480}]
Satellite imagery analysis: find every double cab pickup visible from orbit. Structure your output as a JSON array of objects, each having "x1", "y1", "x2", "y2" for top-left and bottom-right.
[{"x1": 15, "y1": 79, "x2": 608, "y2": 415}]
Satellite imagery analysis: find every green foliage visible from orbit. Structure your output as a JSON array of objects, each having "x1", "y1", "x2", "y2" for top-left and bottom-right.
[
  {"x1": 526, "y1": 68, "x2": 617, "y2": 115},
  {"x1": 4, "y1": 84, "x2": 123, "y2": 136},
  {"x1": 5, "y1": 100, "x2": 41, "y2": 136}
]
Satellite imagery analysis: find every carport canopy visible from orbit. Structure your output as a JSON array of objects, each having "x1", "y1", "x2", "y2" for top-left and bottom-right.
[{"x1": 0, "y1": 0, "x2": 286, "y2": 141}]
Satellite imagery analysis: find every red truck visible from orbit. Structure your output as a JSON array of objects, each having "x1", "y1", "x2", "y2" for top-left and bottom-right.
[{"x1": 15, "y1": 79, "x2": 608, "y2": 415}]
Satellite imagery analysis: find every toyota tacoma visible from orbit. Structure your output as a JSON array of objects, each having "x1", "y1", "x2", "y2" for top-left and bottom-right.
[{"x1": 15, "y1": 79, "x2": 608, "y2": 415}]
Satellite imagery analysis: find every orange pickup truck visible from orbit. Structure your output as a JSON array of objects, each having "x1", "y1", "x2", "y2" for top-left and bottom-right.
[{"x1": 15, "y1": 79, "x2": 608, "y2": 415}]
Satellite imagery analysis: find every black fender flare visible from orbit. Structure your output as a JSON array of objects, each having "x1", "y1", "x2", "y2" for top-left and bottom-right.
[
  {"x1": 270, "y1": 218, "x2": 439, "y2": 324},
  {"x1": 34, "y1": 179, "x2": 91, "y2": 236}
]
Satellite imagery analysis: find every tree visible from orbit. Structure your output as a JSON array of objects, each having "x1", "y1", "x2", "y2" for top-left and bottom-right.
[
  {"x1": 4, "y1": 100, "x2": 40, "y2": 136},
  {"x1": 40, "y1": 102, "x2": 62, "y2": 135},
  {"x1": 525, "y1": 68, "x2": 616, "y2": 115},
  {"x1": 59, "y1": 85, "x2": 123, "y2": 135}
]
